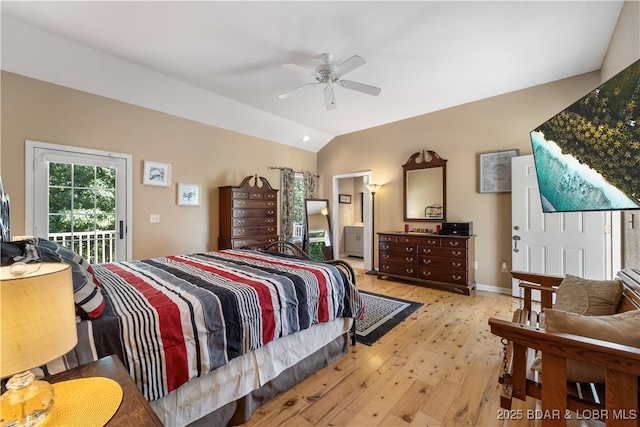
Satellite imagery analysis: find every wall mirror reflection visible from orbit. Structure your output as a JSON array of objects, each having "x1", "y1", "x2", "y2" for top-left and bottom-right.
[
  {"x1": 303, "y1": 199, "x2": 333, "y2": 261},
  {"x1": 403, "y1": 150, "x2": 447, "y2": 222}
]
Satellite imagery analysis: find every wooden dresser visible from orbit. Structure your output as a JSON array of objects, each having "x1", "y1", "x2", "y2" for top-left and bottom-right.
[
  {"x1": 378, "y1": 232, "x2": 476, "y2": 295},
  {"x1": 218, "y1": 175, "x2": 278, "y2": 249}
]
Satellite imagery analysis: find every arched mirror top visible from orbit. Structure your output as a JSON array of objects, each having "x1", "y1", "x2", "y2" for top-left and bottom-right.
[{"x1": 403, "y1": 150, "x2": 447, "y2": 222}]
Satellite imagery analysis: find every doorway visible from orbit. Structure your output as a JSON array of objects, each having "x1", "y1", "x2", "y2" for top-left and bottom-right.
[
  {"x1": 26, "y1": 140, "x2": 133, "y2": 262},
  {"x1": 332, "y1": 171, "x2": 372, "y2": 270}
]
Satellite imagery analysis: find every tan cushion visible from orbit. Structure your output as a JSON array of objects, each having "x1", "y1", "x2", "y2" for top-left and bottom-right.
[
  {"x1": 542, "y1": 309, "x2": 640, "y2": 383},
  {"x1": 553, "y1": 275, "x2": 623, "y2": 316}
]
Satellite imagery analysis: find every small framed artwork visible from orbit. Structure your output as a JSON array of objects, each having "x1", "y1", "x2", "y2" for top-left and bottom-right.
[
  {"x1": 479, "y1": 149, "x2": 520, "y2": 193},
  {"x1": 339, "y1": 194, "x2": 352, "y2": 204},
  {"x1": 143, "y1": 161, "x2": 171, "y2": 187},
  {"x1": 177, "y1": 183, "x2": 201, "y2": 206}
]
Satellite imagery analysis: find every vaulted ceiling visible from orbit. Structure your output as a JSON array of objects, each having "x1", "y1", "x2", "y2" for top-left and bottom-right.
[{"x1": 0, "y1": 1, "x2": 626, "y2": 152}]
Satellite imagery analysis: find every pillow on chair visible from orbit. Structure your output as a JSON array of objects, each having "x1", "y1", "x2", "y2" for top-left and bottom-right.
[
  {"x1": 553, "y1": 275, "x2": 623, "y2": 316},
  {"x1": 542, "y1": 308, "x2": 640, "y2": 383}
]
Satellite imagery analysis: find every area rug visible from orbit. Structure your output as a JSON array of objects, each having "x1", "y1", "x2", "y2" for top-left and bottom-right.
[{"x1": 356, "y1": 291, "x2": 423, "y2": 346}]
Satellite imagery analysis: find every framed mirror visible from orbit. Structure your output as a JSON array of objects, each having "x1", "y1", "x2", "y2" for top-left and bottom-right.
[
  {"x1": 303, "y1": 199, "x2": 333, "y2": 261},
  {"x1": 403, "y1": 150, "x2": 447, "y2": 222}
]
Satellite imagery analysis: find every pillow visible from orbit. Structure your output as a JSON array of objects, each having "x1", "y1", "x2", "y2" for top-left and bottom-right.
[
  {"x1": 553, "y1": 274, "x2": 623, "y2": 316},
  {"x1": 540, "y1": 308, "x2": 640, "y2": 383},
  {"x1": 28, "y1": 239, "x2": 105, "y2": 319}
]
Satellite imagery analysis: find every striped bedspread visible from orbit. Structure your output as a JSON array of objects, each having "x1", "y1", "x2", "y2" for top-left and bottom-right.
[{"x1": 88, "y1": 249, "x2": 363, "y2": 401}]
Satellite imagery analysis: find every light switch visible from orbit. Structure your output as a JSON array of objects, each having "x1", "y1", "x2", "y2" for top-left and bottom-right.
[{"x1": 150, "y1": 214, "x2": 160, "y2": 223}]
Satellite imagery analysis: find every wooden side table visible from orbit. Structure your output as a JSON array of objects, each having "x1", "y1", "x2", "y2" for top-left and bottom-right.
[{"x1": 46, "y1": 355, "x2": 163, "y2": 426}]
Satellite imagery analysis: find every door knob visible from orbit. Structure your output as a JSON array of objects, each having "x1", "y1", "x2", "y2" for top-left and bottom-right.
[{"x1": 512, "y1": 235, "x2": 521, "y2": 252}]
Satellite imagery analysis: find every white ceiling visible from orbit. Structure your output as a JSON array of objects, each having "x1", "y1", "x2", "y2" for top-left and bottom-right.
[{"x1": 0, "y1": 1, "x2": 625, "y2": 152}]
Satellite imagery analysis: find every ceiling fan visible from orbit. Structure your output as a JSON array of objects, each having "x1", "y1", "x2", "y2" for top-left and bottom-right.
[{"x1": 278, "y1": 53, "x2": 381, "y2": 110}]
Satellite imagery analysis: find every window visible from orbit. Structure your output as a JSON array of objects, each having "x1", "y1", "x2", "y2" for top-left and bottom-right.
[{"x1": 292, "y1": 173, "x2": 305, "y2": 241}]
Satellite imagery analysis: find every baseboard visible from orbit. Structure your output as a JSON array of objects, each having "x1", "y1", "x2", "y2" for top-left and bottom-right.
[{"x1": 475, "y1": 283, "x2": 512, "y2": 295}]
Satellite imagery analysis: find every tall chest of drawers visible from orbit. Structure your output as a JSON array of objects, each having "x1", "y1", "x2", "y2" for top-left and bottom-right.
[
  {"x1": 218, "y1": 175, "x2": 278, "y2": 249},
  {"x1": 378, "y1": 232, "x2": 476, "y2": 295}
]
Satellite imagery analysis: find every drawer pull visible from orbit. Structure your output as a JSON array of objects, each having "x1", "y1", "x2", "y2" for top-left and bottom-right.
[
  {"x1": 383, "y1": 237, "x2": 392, "y2": 242},
  {"x1": 452, "y1": 262, "x2": 462, "y2": 268},
  {"x1": 452, "y1": 275, "x2": 462, "y2": 281},
  {"x1": 405, "y1": 268, "x2": 414, "y2": 274},
  {"x1": 427, "y1": 240, "x2": 436, "y2": 245},
  {"x1": 268, "y1": 211, "x2": 275, "y2": 215},
  {"x1": 422, "y1": 271, "x2": 432, "y2": 277},
  {"x1": 405, "y1": 247, "x2": 414, "y2": 252},
  {"x1": 268, "y1": 228, "x2": 275, "y2": 232},
  {"x1": 405, "y1": 257, "x2": 414, "y2": 262},
  {"x1": 267, "y1": 219, "x2": 274, "y2": 223},
  {"x1": 423, "y1": 259, "x2": 431, "y2": 264},
  {"x1": 268, "y1": 202, "x2": 275, "y2": 206},
  {"x1": 382, "y1": 265, "x2": 390, "y2": 270},
  {"x1": 382, "y1": 254, "x2": 390, "y2": 259},
  {"x1": 238, "y1": 201, "x2": 245, "y2": 206},
  {"x1": 448, "y1": 241, "x2": 460, "y2": 247},
  {"x1": 382, "y1": 244, "x2": 389, "y2": 250},
  {"x1": 452, "y1": 251, "x2": 462, "y2": 256},
  {"x1": 422, "y1": 248, "x2": 431, "y2": 254},
  {"x1": 238, "y1": 220, "x2": 245, "y2": 225}
]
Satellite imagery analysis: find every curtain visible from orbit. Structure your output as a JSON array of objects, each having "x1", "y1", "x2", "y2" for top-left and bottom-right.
[
  {"x1": 280, "y1": 168, "x2": 295, "y2": 242},
  {"x1": 303, "y1": 171, "x2": 318, "y2": 199}
]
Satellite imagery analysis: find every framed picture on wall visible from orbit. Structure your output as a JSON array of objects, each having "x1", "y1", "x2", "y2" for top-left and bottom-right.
[
  {"x1": 479, "y1": 149, "x2": 519, "y2": 193},
  {"x1": 143, "y1": 161, "x2": 171, "y2": 187},
  {"x1": 339, "y1": 194, "x2": 352, "y2": 204},
  {"x1": 177, "y1": 183, "x2": 201, "y2": 206}
]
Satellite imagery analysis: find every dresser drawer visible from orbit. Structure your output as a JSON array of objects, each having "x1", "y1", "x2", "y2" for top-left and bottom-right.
[
  {"x1": 419, "y1": 255, "x2": 467, "y2": 271},
  {"x1": 232, "y1": 225, "x2": 277, "y2": 238},
  {"x1": 379, "y1": 262, "x2": 418, "y2": 278},
  {"x1": 418, "y1": 267, "x2": 468, "y2": 284},
  {"x1": 439, "y1": 237, "x2": 468, "y2": 249},
  {"x1": 230, "y1": 236, "x2": 278, "y2": 249},
  {"x1": 233, "y1": 208, "x2": 277, "y2": 218},
  {"x1": 379, "y1": 234, "x2": 398, "y2": 243},
  {"x1": 380, "y1": 252, "x2": 418, "y2": 264},
  {"x1": 398, "y1": 235, "x2": 441, "y2": 246},
  {"x1": 233, "y1": 199, "x2": 277, "y2": 209},
  {"x1": 418, "y1": 246, "x2": 467, "y2": 258},
  {"x1": 379, "y1": 242, "x2": 417, "y2": 254},
  {"x1": 233, "y1": 217, "x2": 277, "y2": 227}
]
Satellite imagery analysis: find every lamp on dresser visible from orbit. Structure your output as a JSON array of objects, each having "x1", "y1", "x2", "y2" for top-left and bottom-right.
[{"x1": 365, "y1": 183, "x2": 383, "y2": 275}]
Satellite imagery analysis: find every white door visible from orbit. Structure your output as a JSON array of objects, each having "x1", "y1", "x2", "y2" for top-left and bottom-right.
[
  {"x1": 511, "y1": 155, "x2": 615, "y2": 297},
  {"x1": 26, "y1": 141, "x2": 132, "y2": 262}
]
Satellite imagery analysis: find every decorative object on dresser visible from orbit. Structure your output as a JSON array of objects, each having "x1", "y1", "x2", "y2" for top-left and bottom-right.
[
  {"x1": 439, "y1": 221, "x2": 473, "y2": 236},
  {"x1": 365, "y1": 183, "x2": 383, "y2": 275},
  {"x1": 403, "y1": 150, "x2": 447, "y2": 222},
  {"x1": 218, "y1": 175, "x2": 279, "y2": 249},
  {"x1": 377, "y1": 232, "x2": 476, "y2": 295}
]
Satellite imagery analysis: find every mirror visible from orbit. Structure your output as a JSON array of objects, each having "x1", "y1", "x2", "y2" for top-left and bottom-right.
[
  {"x1": 303, "y1": 199, "x2": 333, "y2": 261},
  {"x1": 403, "y1": 150, "x2": 447, "y2": 222}
]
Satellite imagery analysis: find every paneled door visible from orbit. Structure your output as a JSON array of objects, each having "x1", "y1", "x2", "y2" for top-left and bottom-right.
[{"x1": 511, "y1": 155, "x2": 616, "y2": 298}]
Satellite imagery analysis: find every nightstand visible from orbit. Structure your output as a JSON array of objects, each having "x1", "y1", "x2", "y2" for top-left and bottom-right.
[{"x1": 46, "y1": 355, "x2": 163, "y2": 426}]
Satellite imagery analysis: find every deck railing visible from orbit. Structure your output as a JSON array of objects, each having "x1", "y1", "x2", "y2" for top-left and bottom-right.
[{"x1": 49, "y1": 230, "x2": 116, "y2": 264}]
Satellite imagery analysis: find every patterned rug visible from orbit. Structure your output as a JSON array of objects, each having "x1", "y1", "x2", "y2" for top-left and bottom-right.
[{"x1": 356, "y1": 291, "x2": 423, "y2": 346}]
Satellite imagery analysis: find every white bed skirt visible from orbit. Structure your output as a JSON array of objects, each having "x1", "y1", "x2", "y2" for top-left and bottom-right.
[{"x1": 151, "y1": 318, "x2": 352, "y2": 426}]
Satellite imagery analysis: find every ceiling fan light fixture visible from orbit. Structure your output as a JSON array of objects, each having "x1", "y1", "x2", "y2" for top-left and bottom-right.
[{"x1": 302, "y1": 135, "x2": 310, "y2": 142}]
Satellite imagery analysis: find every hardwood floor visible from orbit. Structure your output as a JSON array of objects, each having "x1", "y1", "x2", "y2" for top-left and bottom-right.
[{"x1": 240, "y1": 269, "x2": 604, "y2": 427}]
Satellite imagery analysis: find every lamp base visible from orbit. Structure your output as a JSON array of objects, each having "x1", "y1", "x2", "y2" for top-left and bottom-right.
[
  {"x1": 1, "y1": 371, "x2": 54, "y2": 427},
  {"x1": 365, "y1": 269, "x2": 379, "y2": 276}
]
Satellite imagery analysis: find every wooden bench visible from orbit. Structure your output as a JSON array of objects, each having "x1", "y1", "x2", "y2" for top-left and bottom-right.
[{"x1": 488, "y1": 270, "x2": 640, "y2": 427}]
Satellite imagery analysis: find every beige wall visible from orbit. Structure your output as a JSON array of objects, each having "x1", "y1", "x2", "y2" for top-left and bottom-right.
[{"x1": 0, "y1": 72, "x2": 316, "y2": 259}]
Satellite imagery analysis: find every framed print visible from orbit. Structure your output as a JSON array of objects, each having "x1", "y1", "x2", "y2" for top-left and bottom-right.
[
  {"x1": 339, "y1": 194, "x2": 352, "y2": 204},
  {"x1": 143, "y1": 161, "x2": 171, "y2": 187},
  {"x1": 479, "y1": 149, "x2": 519, "y2": 193},
  {"x1": 177, "y1": 183, "x2": 200, "y2": 206}
]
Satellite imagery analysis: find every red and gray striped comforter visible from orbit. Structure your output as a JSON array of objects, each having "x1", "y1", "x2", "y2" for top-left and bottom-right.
[{"x1": 87, "y1": 249, "x2": 363, "y2": 401}]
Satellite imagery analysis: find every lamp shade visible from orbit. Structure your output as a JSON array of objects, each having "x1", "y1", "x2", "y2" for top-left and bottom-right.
[
  {"x1": 366, "y1": 184, "x2": 382, "y2": 194},
  {"x1": 1, "y1": 263, "x2": 77, "y2": 378}
]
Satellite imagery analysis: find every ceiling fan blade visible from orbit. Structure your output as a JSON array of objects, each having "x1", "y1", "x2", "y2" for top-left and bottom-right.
[
  {"x1": 324, "y1": 84, "x2": 336, "y2": 110},
  {"x1": 278, "y1": 82, "x2": 317, "y2": 99},
  {"x1": 281, "y1": 63, "x2": 319, "y2": 78},
  {"x1": 338, "y1": 79, "x2": 381, "y2": 96},
  {"x1": 334, "y1": 55, "x2": 366, "y2": 77}
]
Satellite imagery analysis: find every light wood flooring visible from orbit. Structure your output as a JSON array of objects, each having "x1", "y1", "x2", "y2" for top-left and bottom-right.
[{"x1": 240, "y1": 269, "x2": 604, "y2": 427}]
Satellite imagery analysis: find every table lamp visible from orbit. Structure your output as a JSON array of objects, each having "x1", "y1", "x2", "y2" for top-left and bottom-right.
[{"x1": 1, "y1": 263, "x2": 77, "y2": 427}]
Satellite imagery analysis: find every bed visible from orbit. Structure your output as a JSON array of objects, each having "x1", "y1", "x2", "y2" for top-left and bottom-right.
[{"x1": 1, "y1": 231, "x2": 363, "y2": 426}]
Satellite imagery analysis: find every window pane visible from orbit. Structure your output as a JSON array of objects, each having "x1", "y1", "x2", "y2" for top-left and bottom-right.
[
  {"x1": 96, "y1": 189, "x2": 116, "y2": 213},
  {"x1": 49, "y1": 188, "x2": 71, "y2": 213},
  {"x1": 74, "y1": 164, "x2": 95, "y2": 188},
  {"x1": 49, "y1": 163, "x2": 72, "y2": 186},
  {"x1": 96, "y1": 166, "x2": 116, "y2": 189},
  {"x1": 74, "y1": 189, "x2": 96, "y2": 211},
  {"x1": 73, "y1": 214, "x2": 96, "y2": 232}
]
